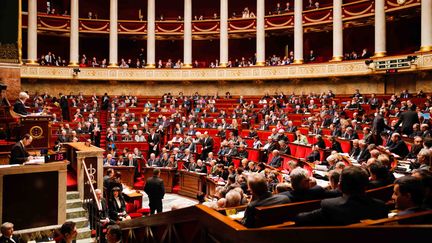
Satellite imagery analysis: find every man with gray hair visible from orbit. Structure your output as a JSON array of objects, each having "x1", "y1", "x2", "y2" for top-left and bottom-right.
[
  {"x1": 13, "y1": 91, "x2": 30, "y2": 115},
  {"x1": 281, "y1": 168, "x2": 340, "y2": 202},
  {"x1": 0, "y1": 222, "x2": 19, "y2": 242}
]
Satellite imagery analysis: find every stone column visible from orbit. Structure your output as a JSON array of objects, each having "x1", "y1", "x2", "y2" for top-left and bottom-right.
[
  {"x1": 109, "y1": 0, "x2": 118, "y2": 67},
  {"x1": 420, "y1": 0, "x2": 432, "y2": 52},
  {"x1": 69, "y1": 0, "x2": 79, "y2": 66},
  {"x1": 294, "y1": 0, "x2": 303, "y2": 64},
  {"x1": 219, "y1": 0, "x2": 228, "y2": 67},
  {"x1": 374, "y1": 0, "x2": 386, "y2": 57},
  {"x1": 184, "y1": 0, "x2": 192, "y2": 67},
  {"x1": 256, "y1": 0, "x2": 266, "y2": 66},
  {"x1": 27, "y1": 0, "x2": 37, "y2": 64},
  {"x1": 332, "y1": 0, "x2": 343, "y2": 61},
  {"x1": 146, "y1": 0, "x2": 156, "y2": 67}
]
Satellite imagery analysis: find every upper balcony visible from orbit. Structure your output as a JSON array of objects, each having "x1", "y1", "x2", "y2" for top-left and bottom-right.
[{"x1": 22, "y1": 0, "x2": 420, "y2": 38}]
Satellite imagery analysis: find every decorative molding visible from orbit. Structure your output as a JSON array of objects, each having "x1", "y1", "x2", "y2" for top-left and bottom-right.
[{"x1": 20, "y1": 53, "x2": 432, "y2": 82}]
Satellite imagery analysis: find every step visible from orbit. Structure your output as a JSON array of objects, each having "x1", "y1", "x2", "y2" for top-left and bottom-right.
[
  {"x1": 70, "y1": 217, "x2": 89, "y2": 229},
  {"x1": 77, "y1": 227, "x2": 92, "y2": 240},
  {"x1": 66, "y1": 207, "x2": 87, "y2": 219},
  {"x1": 67, "y1": 199, "x2": 83, "y2": 209},
  {"x1": 67, "y1": 191, "x2": 80, "y2": 200}
]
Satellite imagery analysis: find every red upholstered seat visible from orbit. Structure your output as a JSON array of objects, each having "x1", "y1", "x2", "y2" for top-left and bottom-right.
[
  {"x1": 232, "y1": 157, "x2": 241, "y2": 168},
  {"x1": 339, "y1": 140, "x2": 351, "y2": 153},
  {"x1": 133, "y1": 181, "x2": 145, "y2": 190},
  {"x1": 247, "y1": 148, "x2": 260, "y2": 162},
  {"x1": 129, "y1": 212, "x2": 143, "y2": 218},
  {"x1": 136, "y1": 208, "x2": 150, "y2": 214}
]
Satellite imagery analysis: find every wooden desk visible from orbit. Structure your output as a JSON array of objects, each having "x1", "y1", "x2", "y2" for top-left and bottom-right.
[
  {"x1": 123, "y1": 191, "x2": 143, "y2": 209},
  {"x1": 104, "y1": 166, "x2": 135, "y2": 188},
  {"x1": 142, "y1": 167, "x2": 176, "y2": 193},
  {"x1": 178, "y1": 170, "x2": 206, "y2": 198},
  {"x1": 206, "y1": 177, "x2": 225, "y2": 199},
  {"x1": 0, "y1": 161, "x2": 67, "y2": 230}
]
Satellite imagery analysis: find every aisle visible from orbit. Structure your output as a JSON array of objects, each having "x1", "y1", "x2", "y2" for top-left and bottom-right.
[{"x1": 140, "y1": 192, "x2": 198, "y2": 212}]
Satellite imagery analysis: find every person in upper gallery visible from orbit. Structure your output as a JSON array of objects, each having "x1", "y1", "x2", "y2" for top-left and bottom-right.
[
  {"x1": 13, "y1": 91, "x2": 30, "y2": 116},
  {"x1": 108, "y1": 187, "x2": 131, "y2": 222},
  {"x1": 241, "y1": 173, "x2": 290, "y2": 228},
  {"x1": 393, "y1": 107, "x2": 420, "y2": 135},
  {"x1": 9, "y1": 134, "x2": 33, "y2": 165},
  {"x1": 280, "y1": 168, "x2": 340, "y2": 202},
  {"x1": 385, "y1": 133, "x2": 409, "y2": 158},
  {"x1": 144, "y1": 168, "x2": 165, "y2": 215},
  {"x1": 392, "y1": 176, "x2": 428, "y2": 219},
  {"x1": 0, "y1": 222, "x2": 20, "y2": 243},
  {"x1": 295, "y1": 166, "x2": 388, "y2": 226}
]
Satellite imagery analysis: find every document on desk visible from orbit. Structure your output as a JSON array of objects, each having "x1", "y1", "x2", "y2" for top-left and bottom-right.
[{"x1": 24, "y1": 156, "x2": 45, "y2": 165}]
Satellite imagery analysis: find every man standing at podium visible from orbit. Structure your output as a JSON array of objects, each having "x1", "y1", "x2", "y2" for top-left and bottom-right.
[
  {"x1": 144, "y1": 168, "x2": 165, "y2": 214},
  {"x1": 13, "y1": 92, "x2": 30, "y2": 116},
  {"x1": 10, "y1": 134, "x2": 33, "y2": 164}
]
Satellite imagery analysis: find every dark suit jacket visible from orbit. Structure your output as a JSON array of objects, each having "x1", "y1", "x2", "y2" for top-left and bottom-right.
[
  {"x1": 148, "y1": 133, "x2": 160, "y2": 149},
  {"x1": 356, "y1": 149, "x2": 371, "y2": 163},
  {"x1": 10, "y1": 141, "x2": 29, "y2": 164},
  {"x1": 242, "y1": 192, "x2": 291, "y2": 228},
  {"x1": 307, "y1": 150, "x2": 320, "y2": 162},
  {"x1": 144, "y1": 176, "x2": 165, "y2": 203},
  {"x1": 394, "y1": 110, "x2": 420, "y2": 135},
  {"x1": 281, "y1": 186, "x2": 341, "y2": 202},
  {"x1": 388, "y1": 139, "x2": 409, "y2": 158},
  {"x1": 295, "y1": 195, "x2": 388, "y2": 226},
  {"x1": 269, "y1": 155, "x2": 283, "y2": 168},
  {"x1": 349, "y1": 147, "x2": 360, "y2": 158},
  {"x1": 201, "y1": 137, "x2": 214, "y2": 152},
  {"x1": 0, "y1": 235, "x2": 20, "y2": 243},
  {"x1": 13, "y1": 100, "x2": 28, "y2": 116},
  {"x1": 108, "y1": 196, "x2": 127, "y2": 221},
  {"x1": 331, "y1": 141, "x2": 343, "y2": 153},
  {"x1": 372, "y1": 114, "x2": 387, "y2": 135}
]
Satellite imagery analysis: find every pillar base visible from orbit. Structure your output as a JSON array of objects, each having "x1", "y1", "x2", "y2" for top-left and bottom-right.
[
  {"x1": 293, "y1": 59, "x2": 304, "y2": 64},
  {"x1": 373, "y1": 51, "x2": 387, "y2": 58},
  {"x1": 108, "y1": 63, "x2": 118, "y2": 68},
  {"x1": 330, "y1": 56, "x2": 343, "y2": 62},
  {"x1": 219, "y1": 62, "x2": 228, "y2": 67},
  {"x1": 255, "y1": 61, "x2": 265, "y2": 66},
  {"x1": 26, "y1": 60, "x2": 38, "y2": 65},
  {"x1": 183, "y1": 63, "x2": 193, "y2": 68},
  {"x1": 419, "y1": 45, "x2": 432, "y2": 52},
  {"x1": 68, "y1": 62, "x2": 79, "y2": 67},
  {"x1": 146, "y1": 64, "x2": 156, "y2": 68}
]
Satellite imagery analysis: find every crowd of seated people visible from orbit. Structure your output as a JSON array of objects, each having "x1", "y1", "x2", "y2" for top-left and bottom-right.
[{"x1": 21, "y1": 87, "x2": 432, "y2": 230}]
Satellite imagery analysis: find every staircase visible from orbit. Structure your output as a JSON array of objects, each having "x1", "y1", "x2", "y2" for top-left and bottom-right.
[{"x1": 66, "y1": 191, "x2": 93, "y2": 242}]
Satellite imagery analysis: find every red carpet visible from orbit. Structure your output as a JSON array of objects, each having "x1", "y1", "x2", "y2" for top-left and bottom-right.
[{"x1": 67, "y1": 171, "x2": 77, "y2": 191}]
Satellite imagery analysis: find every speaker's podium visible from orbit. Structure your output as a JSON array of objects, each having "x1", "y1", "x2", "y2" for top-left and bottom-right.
[
  {"x1": 65, "y1": 142, "x2": 105, "y2": 201},
  {"x1": 18, "y1": 115, "x2": 52, "y2": 149}
]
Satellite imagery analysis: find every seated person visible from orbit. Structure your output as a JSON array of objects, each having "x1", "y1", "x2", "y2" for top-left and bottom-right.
[
  {"x1": 295, "y1": 166, "x2": 388, "y2": 226},
  {"x1": 89, "y1": 189, "x2": 115, "y2": 239},
  {"x1": 10, "y1": 134, "x2": 33, "y2": 164},
  {"x1": 108, "y1": 187, "x2": 131, "y2": 222},
  {"x1": 241, "y1": 173, "x2": 290, "y2": 228},
  {"x1": 294, "y1": 130, "x2": 308, "y2": 145},
  {"x1": 367, "y1": 161, "x2": 393, "y2": 189},
  {"x1": 269, "y1": 150, "x2": 283, "y2": 168},
  {"x1": 306, "y1": 145, "x2": 321, "y2": 162},
  {"x1": 281, "y1": 168, "x2": 340, "y2": 202},
  {"x1": 386, "y1": 133, "x2": 409, "y2": 158},
  {"x1": 392, "y1": 176, "x2": 427, "y2": 219},
  {"x1": 0, "y1": 222, "x2": 19, "y2": 243}
]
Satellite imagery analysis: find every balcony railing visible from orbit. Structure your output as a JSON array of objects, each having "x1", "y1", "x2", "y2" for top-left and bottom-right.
[{"x1": 20, "y1": 52, "x2": 432, "y2": 81}]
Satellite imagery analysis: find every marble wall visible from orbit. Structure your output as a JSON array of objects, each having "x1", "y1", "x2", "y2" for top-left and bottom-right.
[{"x1": 0, "y1": 64, "x2": 21, "y2": 100}]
